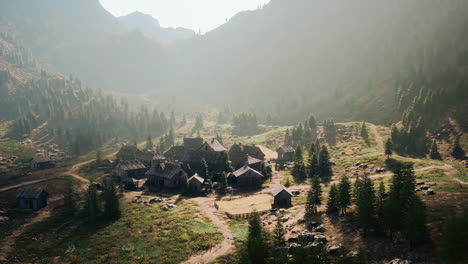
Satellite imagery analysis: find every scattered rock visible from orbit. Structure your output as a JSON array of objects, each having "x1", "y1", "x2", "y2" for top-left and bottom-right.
[
  {"x1": 327, "y1": 244, "x2": 342, "y2": 255},
  {"x1": 288, "y1": 243, "x2": 302, "y2": 254},
  {"x1": 313, "y1": 234, "x2": 329, "y2": 244},
  {"x1": 424, "y1": 189, "x2": 436, "y2": 195},
  {"x1": 149, "y1": 197, "x2": 163, "y2": 203},
  {"x1": 388, "y1": 259, "x2": 411, "y2": 264},
  {"x1": 314, "y1": 225, "x2": 327, "y2": 233},
  {"x1": 420, "y1": 185, "x2": 430, "y2": 190}
]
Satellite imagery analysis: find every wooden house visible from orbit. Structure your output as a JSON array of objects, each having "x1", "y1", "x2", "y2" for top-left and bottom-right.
[
  {"x1": 31, "y1": 155, "x2": 55, "y2": 170},
  {"x1": 188, "y1": 173, "x2": 205, "y2": 194},
  {"x1": 229, "y1": 143, "x2": 265, "y2": 168},
  {"x1": 113, "y1": 160, "x2": 147, "y2": 187},
  {"x1": 164, "y1": 145, "x2": 186, "y2": 161},
  {"x1": 272, "y1": 184, "x2": 293, "y2": 208},
  {"x1": 145, "y1": 162, "x2": 188, "y2": 189},
  {"x1": 228, "y1": 165, "x2": 264, "y2": 187},
  {"x1": 183, "y1": 138, "x2": 228, "y2": 172},
  {"x1": 277, "y1": 145, "x2": 296, "y2": 164},
  {"x1": 245, "y1": 155, "x2": 264, "y2": 171},
  {"x1": 17, "y1": 189, "x2": 48, "y2": 210},
  {"x1": 116, "y1": 145, "x2": 142, "y2": 161}
]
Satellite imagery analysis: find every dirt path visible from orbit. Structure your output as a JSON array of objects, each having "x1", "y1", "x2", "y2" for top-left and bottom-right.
[
  {"x1": 0, "y1": 207, "x2": 52, "y2": 261},
  {"x1": 369, "y1": 124, "x2": 384, "y2": 153},
  {"x1": 183, "y1": 197, "x2": 234, "y2": 264}
]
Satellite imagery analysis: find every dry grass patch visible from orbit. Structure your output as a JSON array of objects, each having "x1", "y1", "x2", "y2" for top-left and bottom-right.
[{"x1": 217, "y1": 194, "x2": 273, "y2": 215}]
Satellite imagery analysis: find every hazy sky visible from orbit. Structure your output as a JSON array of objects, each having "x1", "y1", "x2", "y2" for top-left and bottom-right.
[{"x1": 99, "y1": 0, "x2": 271, "y2": 33}]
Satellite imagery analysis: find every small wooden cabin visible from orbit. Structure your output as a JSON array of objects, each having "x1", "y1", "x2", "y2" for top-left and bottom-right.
[
  {"x1": 145, "y1": 162, "x2": 188, "y2": 189},
  {"x1": 228, "y1": 165, "x2": 264, "y2": 187},
  {"x1": 188, "y1": 173, "x2": 205, "y2": 194},
  {"x1": 228, "y1": 143, "x2": 266, "y2": 168},
  {"x1": 272, "y1": 184, "x2": 293, "y2": 208},
  {"x1": 276, "y1": 145, "x2": 296, "y2": 164},
  {"x1": 31, "y1": 155, "x2": 55, "y2": 170},
  {"x1": 17, "y1": 189, "x2": 48, "y2": 210},
  {"x1": 113, "y1": 160, "x2": 147, "y2": 187}
]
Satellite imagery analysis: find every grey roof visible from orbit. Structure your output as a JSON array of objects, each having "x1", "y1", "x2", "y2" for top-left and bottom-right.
[
  {"x1": 272, "y1": 184, "x2": 293, "y2": 197},
  {"x1": 229, "y1": 144, "x2": 265, "y2": 158},
  {"x1": 164, "y1": 145, "x2": 186, "y2": 160},
  {"x1": 115, "y1": 160, "x2": 146, "y2": 171},
  {"x1": 247, "y1": 155, "x2": 262, "y2": 165},
  {"x1": 230, "y1": 165, "x2": 263, "y2": 178},
  {"x1": 32, "y1": 155, "x2": 51, "y2": 163},
  {"x1": 18, "y1": 189, "x2": 47, "y2": 199},
  {"x1": 145, "y1": 162, "x2": 185, "y2": 180},
  {"x1": 277, "y1": 145, "x2": 295, "y2": 153},
  {"x1": 205, "y1": 139, "x2": 227, "y2": 152},
  {"x1": 188, "y1": 173, "x2": 205, "y2": 184}
]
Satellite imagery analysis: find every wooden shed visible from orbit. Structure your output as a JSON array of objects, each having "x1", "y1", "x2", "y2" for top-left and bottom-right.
[
  {"x1": 276, "y1": 145, "x2": 296, "y2": 164},
  {"x1": 272, "y1": 184, "x2": 293, "y2": 208},
  {"x1": 17, "y1": 189, "x2": 48, "y2": 210},
  {"x1": 188, "y1": 173, "x2": 205, "y2": 195},
  {"x1": 145, "y1": 162, "x2": 188, "y2": 189},
  {"x1": 31, "y1": 155, "x2": 55, "y2": 170},
  {"x1": 228, "y1": 165, "x2": 264, "y2": 187}
]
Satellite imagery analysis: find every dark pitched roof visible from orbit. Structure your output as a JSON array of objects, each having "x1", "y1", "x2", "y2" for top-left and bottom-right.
[
  {"x1": 18, "y1": 189, "x2": 47, "y2": 199},
  {"x1": 205, "y1": 139, "x2": 227, "y2": 152},
  {"x1": 182, "y1": 150, "x2": 224, "y2": 163},
  {"x1": 247, "y1": 155, "x2": 262, "y2": 165},
  {"x1": 229, "y1": 144, "x2": 265, "y2": 157},
  {"x1": 164, "y1": 146, "x2": 186, "y2": 160},
  {"x1": 32, "y1": 155, "x2": 51, "y2": 163},
  {"x1": 145, "y1": 162, "x2": 185, "y2": 180},
  {"x1": 277, "y1": 145, "x2": 295, "y2": 153},
  {"x1": 183, "y1": 138, "x2": 204, "y2": 151},
  {"x1": 188, "y1": 173, "x2": 205, "y2": 184},
  {"x1": 115, "y1": 160, "x2": 146, "y2": 171},
  {"x1": 117, "y1": 145, "x2": 142, "y2": 160},
  {"x1": 230, "y1": 165, "x2": 263, "y2": 178},
  {"x1": 272, "y1": 184, "x2": 293, "y2": 197}
]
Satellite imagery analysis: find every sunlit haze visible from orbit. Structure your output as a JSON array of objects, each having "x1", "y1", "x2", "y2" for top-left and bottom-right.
[{"x1": 99, "y1": 0, "x2": 271, "y2": 33}]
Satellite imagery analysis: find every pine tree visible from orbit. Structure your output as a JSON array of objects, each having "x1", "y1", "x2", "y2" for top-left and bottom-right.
[
  {"x1": 84, "y1": 184, "x2": 99, "y2": 224},
  {"x1": 338, "y1": 176, "x2": 351, "y2": 215},
  {"x1": 356, "y1": 175, "x2": 375, "y2": 236},
  {"x1": 402, "y1": 195, "x2": 428, "y2": 248},
  {"x1": 385, "y1": 139, "x2": 393, "y2": 159},
  {"x1": 306, "y1": 176, "x2": 322, "y2": 217},
  {"x1": 103, "y1": 178, "x2": 120, "y2": 220},
  {"x1": 295, "y1": 146, "x2": 303, "y2": 162},
  {"x1": 243, "y1": 211, "x2": 270, "y2": 264},
  {"x1": 318, "y1": 145, "x2": 332, "y2": 177},
  {"x1": 360, "y1": 122, "x2": 369, "y2": 145},
  {"x1": 273, "y1": 216, "x2": 286, "y2": 247},
  {"x1": 201, "y1": 158, "x2": 209, "y2": 179},
  {"x1": 451, "y1": 135, "x2": 465, "y2": 159},
  {"x1": 62, "y1": 181, "x2": 76, "y2": 217},
  {"x1": 308, "y1": 154, "x2": 319, "y2": 178},
  {"x1": 95, "y1": 150, "x2": 102, "y2": 167},
  {"x1": 440, "y1": 213, "x2": 468, "y2": 264},
  {"x1": 327, "y1": 184, "x2": 339, "y2": 213},
  {"x1": 218, "y1": 172, "x2": 228, "y2": 194},
  {"x1": 429, "y1": 140, "x2": 442, "y2": 160},
  {"x1": 146, "y1": 135, "x2": 154, "y2": 151}
]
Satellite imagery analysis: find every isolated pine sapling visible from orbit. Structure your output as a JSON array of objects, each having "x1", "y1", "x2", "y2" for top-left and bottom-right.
[
  {"x1": 451, "y1": 135, "x2": 465, "y2": 159},
  {"x1": 338, "y1": 176, "x2": 351, "y2": 215},
  {"x1": 429, "y1": 140, "x2": 442, "y2": 160},
  {"x1": 327, "y1": 183, "x2": 339, "y2": 213},
  {"x1": 355, "y1": 175, "x2": 375, "y2": 237},
  {"x1": 273, "y1": 216, "x2": 286, "y2": 247},
  {"x1": 385, "y1": 139, "x2": 393, "y2": 159}
]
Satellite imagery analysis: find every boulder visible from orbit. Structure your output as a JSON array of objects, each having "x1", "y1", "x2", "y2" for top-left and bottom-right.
[
  {"x1": 327, "y1": 244, "x2": 342, "y2": 255},
  {"x1": 424, "y1": 189, "x2": 436, "y2": 195},
  {"x1": 314, "y1": 225, "x2": 327, "y2": 233},
  {"x1": 288, "y1": 243, "x2": 302, "y2": 254},
  {"x1": 420, "y1": 185, "x2": 430, "y2": 190},
  {"x1": 160, "y1": 205, "x2": 170, "y2": 211},
  {"x1": 288, "y1": 237, "x2": 299, "y2": 243},
  {"x1": 313, "y1": 234, "x2": 328, "y2": 244},
  {"x1": 388, "y1": 259, "x2": 411, "y2": 264},
  {"x1": 304, "y1": 241, "x2": 324, "y2": 250},
  {"x1": 149, "y1": 197, "x2": 163, "y2": 203}
]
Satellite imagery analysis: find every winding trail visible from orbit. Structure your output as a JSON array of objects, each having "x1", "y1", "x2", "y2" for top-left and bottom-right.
[
  {"x1": 0, "y1": 203, "x2": 54, "y2": 261},
  {"x1": 182, "y1": 197, "x2": 234, "y2": 264},
  {"x1": 369, "y1": 124, "x2": 384, "y2": 153}
]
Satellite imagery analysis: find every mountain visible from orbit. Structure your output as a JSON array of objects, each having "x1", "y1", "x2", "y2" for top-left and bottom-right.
[
  {"x1": 118, "y1": 11, "x2": 195, "y2": 43},
  {"x1": 0, "y1": 0, "x2": 467, "y2": 127}
]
